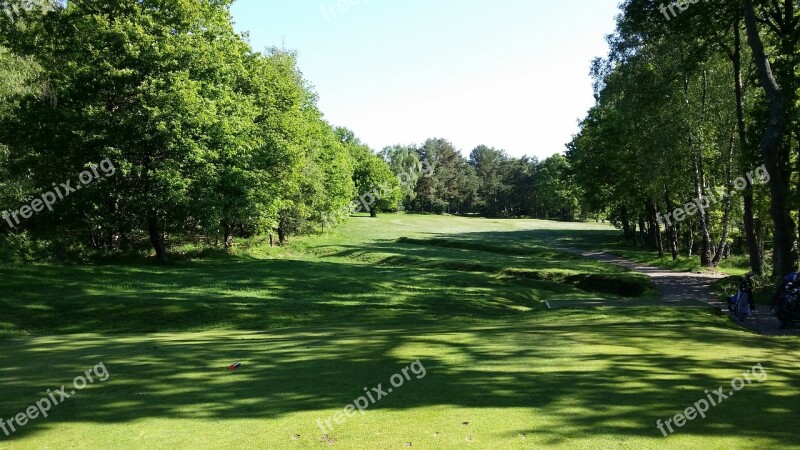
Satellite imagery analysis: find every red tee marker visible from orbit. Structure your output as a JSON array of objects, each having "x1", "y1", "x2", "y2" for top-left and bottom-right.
[{"x1": 228, "y1": 362, "x2": 241, "y2": 370}]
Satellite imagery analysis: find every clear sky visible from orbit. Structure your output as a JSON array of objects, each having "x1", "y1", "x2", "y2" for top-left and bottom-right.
[{"x1": 229, "y1": 0, "x2": 620, "y2": 160}]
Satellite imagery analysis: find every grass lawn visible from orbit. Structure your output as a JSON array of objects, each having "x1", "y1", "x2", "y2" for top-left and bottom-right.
[{"x1": 0, "y1": 215, "x2": 798, "y2": 449}]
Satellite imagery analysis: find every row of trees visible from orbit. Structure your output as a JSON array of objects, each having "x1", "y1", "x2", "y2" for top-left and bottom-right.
[
  {"x1": 0, "y1": 0, "x2": 582, "y2": 263},
  {"x1": 568, "y1": 0, "x2": 799, "y2": 276},
  {"x1": 0, "y1": 0, "x2": 580, "y2": 261},
  {"x1": 383, "y1": 139, "x2": 581, "y2": 220},
  {"x1": 0, "y1": 0, "x2": 405, "y2": 261}
]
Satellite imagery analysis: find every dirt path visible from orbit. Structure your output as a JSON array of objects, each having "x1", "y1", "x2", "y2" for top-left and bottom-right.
[
  {"x1": 551, "y1": 247, "x2": 800, "y2": 336},
  {"x1": 562, "y1": 248, "x2": 724, "y2": 307}
]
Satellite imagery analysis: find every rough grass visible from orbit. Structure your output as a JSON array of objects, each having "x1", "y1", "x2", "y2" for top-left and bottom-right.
[{"x1": 0, "y1": 214, "x2": 797, "y2": 449}]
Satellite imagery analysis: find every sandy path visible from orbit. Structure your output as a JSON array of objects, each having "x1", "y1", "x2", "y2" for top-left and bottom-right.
[{"x1": 551, "y1": 247, "x2": 800, "y2": 336}]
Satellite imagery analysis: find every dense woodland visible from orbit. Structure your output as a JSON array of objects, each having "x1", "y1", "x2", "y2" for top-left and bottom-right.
[
  {"x1": 568, "y1": 0, "x2": 799, "y2": 276},
  {"x1": 0, "y1": 0, "x2": 579, "y2": 263}
]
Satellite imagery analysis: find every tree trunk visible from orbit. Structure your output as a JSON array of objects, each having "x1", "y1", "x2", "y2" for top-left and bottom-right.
[
  {"x1": 223, "y1": 223, "x2": 233, "y2": 249},
  {"x1": 621, "y1": 206, "x2": 634, "y2": 244},
  {"x1": 796, "y1": 130, "x2": 800, "y2": 252},
  {"x1": 148, "y1": 211, "x2": 167, "y2": 263},
  {"x1": 664, "y1": 188, "x2": 679, "y2": 260},
  {"x1": 648, "y1": 200, "x2": 664, "y2": 257},
  {"x1": 731, "y1": 19, "x2": 764, "y2": 274},
  {"x1": 277, "y1": 211, "x2": 288, "y2": 246},
  {"x1": 684, "y1": 72, "x2": 712, "y2": 266},
  {"x1": 638, "y1": 216, "x2": 647, "y2": 248},
  {"x1": 743, "y1": 0, "x2": 796, "y2": 276},
  {"x1": 713, "y1": 135, "x2": 736, "y2": 266},
  {"x1": 691, "y1": 152, "x2": 713, "y2": 266}
]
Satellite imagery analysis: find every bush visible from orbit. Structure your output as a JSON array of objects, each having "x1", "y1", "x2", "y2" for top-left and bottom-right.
[
  {"x1": 430, "y1": 200, "x2": 449, "y2": 215},
  {"x1": 0, "y1": 231, "x2": 36, "y2": 263}
]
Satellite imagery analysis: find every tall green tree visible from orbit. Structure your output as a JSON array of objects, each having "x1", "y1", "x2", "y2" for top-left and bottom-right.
[
  {"x1": 469, "y1": 145, "x2": 507, "y2": 217},
  {"x1": 345, "y1": 134, "x2": 401, "y2": 217},
  {"x1": 381, "y1": 145, "x2": 421, "y2": 210}
]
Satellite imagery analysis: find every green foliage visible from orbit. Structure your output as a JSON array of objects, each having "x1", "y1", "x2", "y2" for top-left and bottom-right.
[
  {"x1": 0, "y1": 230, "x2": 35, "y2": 262},
  {"x1": 532, "y1": 155, "x2": 581, "y2": 220},
  {"x1": 335, "y1": 128, "x2": 400, "y2": 218},
  {"x1": 568, "y1": 0, "x2": 799, "y2": 271},
  {"x1": 470, "y1": 145, "x2": 507, "y2": 215},
  {"x1": 381, "y1": 144, "x2": 421, "y2": 209},
  {"x1": 0, "y1": 1, "x2": 362, "y2": 256},
  {"x1": 0, "y1": 45, "x2": 40, "y2": 113},
  {"x1": 412, "y1": 138, "x2": 475, "y2": 214}
]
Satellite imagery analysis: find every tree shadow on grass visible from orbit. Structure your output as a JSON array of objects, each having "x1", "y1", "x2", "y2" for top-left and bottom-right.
[
  {"x1": 0, "y1": 311, "x2": 798, "y2": 446},
  {"x1": 0, "y1": 227, "x2": 651, "y2": 335},
  {"x1": 315, "y1": 229, "x2": 656, "y2": 300},
  {"x1": 1, "y1": 223, "x2": 796, "y2": 446},
  {"x1": 0, "y1": 224, "x2": 656, "y2": 336},
  {"x1": 0, "y1": 258, "x2": 546, "y2": 334}
]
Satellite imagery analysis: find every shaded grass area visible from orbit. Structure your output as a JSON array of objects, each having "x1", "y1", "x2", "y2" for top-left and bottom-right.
[
  {"x1": 0, "y1": 218, "x2": 654, "y2": 336},
  {"x1": 1, "y1": 215, "x2": 797, "y2": 449},
  {"x1": 1, "y1": 309, "x2": 798, "y2": 449},
  {"x1": 0, "y1": 259, "x2": 543, "y2": 334},
  {"x1": 395, "y1": 237, "x2": 651, "y2": 297}
]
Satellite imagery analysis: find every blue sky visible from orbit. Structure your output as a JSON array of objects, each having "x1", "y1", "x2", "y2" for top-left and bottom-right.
[{"x1": 230, "y1": 0, "x2": 621, "y2": 159}]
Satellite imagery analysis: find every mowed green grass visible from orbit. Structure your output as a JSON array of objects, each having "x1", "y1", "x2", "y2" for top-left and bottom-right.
[
  {"x1": 0, "y1": 216, "x2": 652, "y2": 335},
  {"x1": 0, "y1": 215, "x2": 798, "y2": 449}
]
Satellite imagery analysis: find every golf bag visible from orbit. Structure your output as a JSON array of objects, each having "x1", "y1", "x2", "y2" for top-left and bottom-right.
[
  {"x1": 728, "y1": 276, "x2": 755, "y2": 320},
  {"x1": 773, "y1": 272, "x2": 800, "y2": 328},
  {"x1": 727, "y1": 290, "x2": 752, "y2": 320}
]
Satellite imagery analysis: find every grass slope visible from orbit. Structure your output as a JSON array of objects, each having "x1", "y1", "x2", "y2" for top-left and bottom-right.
[{"x1": 0, "y1": 215, "x2": 797, "y2": 449}]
